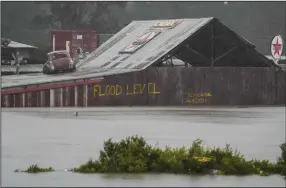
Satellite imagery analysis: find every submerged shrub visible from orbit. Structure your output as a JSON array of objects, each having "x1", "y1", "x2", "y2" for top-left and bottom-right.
[
  {"x1": 277, "y1": 143, "x2": 286, "y2": 176},
  {"x1": 15, "y1": 164, "x2": 54, "y2": 173},
  {"x1": 73, "y1": 137, "x2": 286, "y2": 176}
]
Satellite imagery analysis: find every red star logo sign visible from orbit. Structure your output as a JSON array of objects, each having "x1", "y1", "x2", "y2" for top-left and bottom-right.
[{"x1": 272, "y1": 38, "x2": 282, "y2": 56}]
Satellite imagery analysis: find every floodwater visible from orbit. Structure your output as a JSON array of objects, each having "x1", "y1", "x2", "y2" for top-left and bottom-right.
[{"x1": 2, "y1": 107, "x2": 285, "y2": 187}]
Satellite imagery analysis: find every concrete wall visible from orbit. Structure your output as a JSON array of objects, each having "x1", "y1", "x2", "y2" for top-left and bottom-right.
[{"x1": 1, "y1": 67, "x2": 285, "y2": 107}]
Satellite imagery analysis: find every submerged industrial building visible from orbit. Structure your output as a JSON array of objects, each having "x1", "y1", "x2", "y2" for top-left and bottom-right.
[{"x1": 1, "y1": 17, "x2": 285, "y2": 107}]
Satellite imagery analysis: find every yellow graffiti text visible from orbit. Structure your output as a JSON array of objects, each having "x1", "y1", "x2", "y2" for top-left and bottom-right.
[
  {"x1": 185, "y1": 92, "x2": 212, "y2": 104},
  {"x1": 93, "y1": 83, "x2": 160, "y2": 97}
]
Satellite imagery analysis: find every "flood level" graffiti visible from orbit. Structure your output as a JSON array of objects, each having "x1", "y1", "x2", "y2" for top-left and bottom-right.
[
  {"x1": 185, "y1": 92, "x2": 212, "y2": 104},
  {"x1": 93, "y1": 83, "x2": 160, "y2": 97}
]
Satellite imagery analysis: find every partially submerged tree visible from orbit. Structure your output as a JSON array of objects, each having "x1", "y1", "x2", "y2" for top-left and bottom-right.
[{"x1": 31, "y1": 2, "x2": 127, "y2": 32}]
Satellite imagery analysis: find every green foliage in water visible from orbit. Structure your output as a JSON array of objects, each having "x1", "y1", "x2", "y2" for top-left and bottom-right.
[
  {"x1": 276, "y1": 143, "x2": 286, "y2": 176},
  {"x1": 73, "y1": 136, "x2": 286, "y2": 176},
  {"x1": 14, "y1": 164, "x2": 54, "y2": 173}
]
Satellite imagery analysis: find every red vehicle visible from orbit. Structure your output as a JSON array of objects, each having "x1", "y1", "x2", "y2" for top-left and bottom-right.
[
  {"x1": 51, "y1": 30, "x2": 99, "y2": 59},
  {"x1": 43, "y1": 50, "x2": 76, "y2": 74}
]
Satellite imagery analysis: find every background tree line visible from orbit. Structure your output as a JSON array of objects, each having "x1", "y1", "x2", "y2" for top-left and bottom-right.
[{"x1": 1, "y1": 1, "x2": 285, "y2": 58}]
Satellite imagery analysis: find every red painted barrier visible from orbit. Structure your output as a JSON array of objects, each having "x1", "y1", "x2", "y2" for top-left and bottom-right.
[{"x1": 1, "y1": 78, "x2": 103, "y2": 95}]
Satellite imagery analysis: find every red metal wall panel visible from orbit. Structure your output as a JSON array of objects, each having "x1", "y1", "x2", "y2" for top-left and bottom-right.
[
  {"x1": 44, "y1": 90, "x2": 50, "y2": 107},
  {"x1": 36, "y1": 91, "x2": 42, "y2": 107},
  {"x1": 6, "y1": 95, "x2": 12, "y2": 107},
  {"x1": 77, "y1": 85, "x2": 84, "y2": 107},
  {"x1": 54, "y1": 88, "x2": 62, "y2": 107},
  {"x1": 51, "y1": 30, "x2": 98, "y2": 59},
  {"x1": 31, "y1": 91, "x2": 38, "y2": 107},
  {"x1": 14, "y1": 93, "x2": 21, "y2": 107},
  {"x1": 62, "y1": 87, "x2": 68, "y2": 106},
  {"x1": 51, "y1": 30, "x2": 72, "y2": 51},
  {"x1": 25, "y1": 92, "x2": 29, "y2": 107},
  {"x1": 11, "y1": 94, "x2": 16, "y2": 107},
  {"x1": 62, "y1": 86, "x2": 75, "y2": 107},
  {"x1": 69, "y1": 86, "x2": 75, "y2": 107},
  {"x1": 21, "y1": 93, "x2": 25, "y2": 107},
  {"x1": 7, "y1": 95, "x2": 12, "y2": 107}
]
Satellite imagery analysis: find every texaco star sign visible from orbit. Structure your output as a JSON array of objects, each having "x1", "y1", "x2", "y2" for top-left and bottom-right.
[{"x1": 271, "y1": 35, "x2": 284, "y2": 63}]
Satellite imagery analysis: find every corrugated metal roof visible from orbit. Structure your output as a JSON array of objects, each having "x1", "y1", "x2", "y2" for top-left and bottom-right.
[
  {"x1": 5, "y1": 41, "x2": 37, "y2": 49},
  {"x1": 77, "y1": 18, "x2": 215, "y2": 71},
  {"x1": 1, "y1": 68, "x2": 135, "y2": 88},
  {"x1": 0, "y1": 17, "x2": 278, "y2": 89}
]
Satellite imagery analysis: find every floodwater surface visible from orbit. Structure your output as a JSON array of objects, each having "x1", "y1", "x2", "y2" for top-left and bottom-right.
[{"x1": 2, "y1": 107, "x2": 285, "y2": 187}]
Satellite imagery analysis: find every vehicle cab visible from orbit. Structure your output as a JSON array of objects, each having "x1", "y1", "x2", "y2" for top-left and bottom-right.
[{"x1": 43, "y1": 50, "x2": 76, "y2": 74}]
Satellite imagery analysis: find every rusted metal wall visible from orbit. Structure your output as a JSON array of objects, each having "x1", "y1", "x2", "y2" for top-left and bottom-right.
[
  {"x1": 276, "y1": 70, "x2": 286, "y2": 105},
  {"x1": 1, "y1": 68, "x2": 285, "y2": 107},
  {"x1": 89, "y1": 67, "x2": 282, "y2": 106}
]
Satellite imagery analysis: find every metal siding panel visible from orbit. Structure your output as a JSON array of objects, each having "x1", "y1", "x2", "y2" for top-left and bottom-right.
[
  {"x1": 69, "y1": 30, "x2": 98, "y2": 59},
  {"x1": 69, "y1": 86, "x2": 75, "y2": 107},
  {"x1": 36, "y1": 91, "x2": 41, "y2": 107},
  {"x1": 5, "y1": 95, "x2": 11, "y2": 107},
  {"x1": 24, "y1": 92, "x2": 29, "y2": 107},
  {"x1": 63, "y1": 87, "x2": 73, "y2": 107},
  {"x1": 31, "y1": 91, "x2": 38, "y2": 107},
  {"x1": 10, "y1": 94, "x2": 15, "y2": 107},
  {"x1": 83, "y1": 84, "x2": 88, "y2": 106},
  {"x1": 54, "y1": 88, "x2": 62, "y2": 107},
  {"x1": 40, "y1": 91, "x2": 45, "y2": 107},
  {"x1": 21, "y1": 93, "x2": 25, "y2": 107},
  {"x1": 52, "y1": 30, "x2": 73, "y2": 51},
  {"x1": 15, "y1": 93, "x2": 21, "y2": 107},
  {"x1": 6, "y1": 95, "x2": 12, "y2": 107},
  {"x1": 50, "y1": 89, "x2": 55, "y2": 107},
  {"x1": 77, "y1": 85, "x2": 84, "y2": 107},
  {"x1": 276, "y1": 70, "x2": 286, "y2": 105},
  {"x1": 62, "y1": 87, "x2": 67, "y2": 106},
  {"x1": 74, "y1": 86, "x2": 78, "y2": 106},
  {"x1": 87, "y1": 84, "x2": 93, "y2": 106},
  {"x1": 44, "y1": 90, "x2": 50, "y2": 107},
  {"x1": 26, "y1": 92, "x2": 32, "y2": 107}
]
